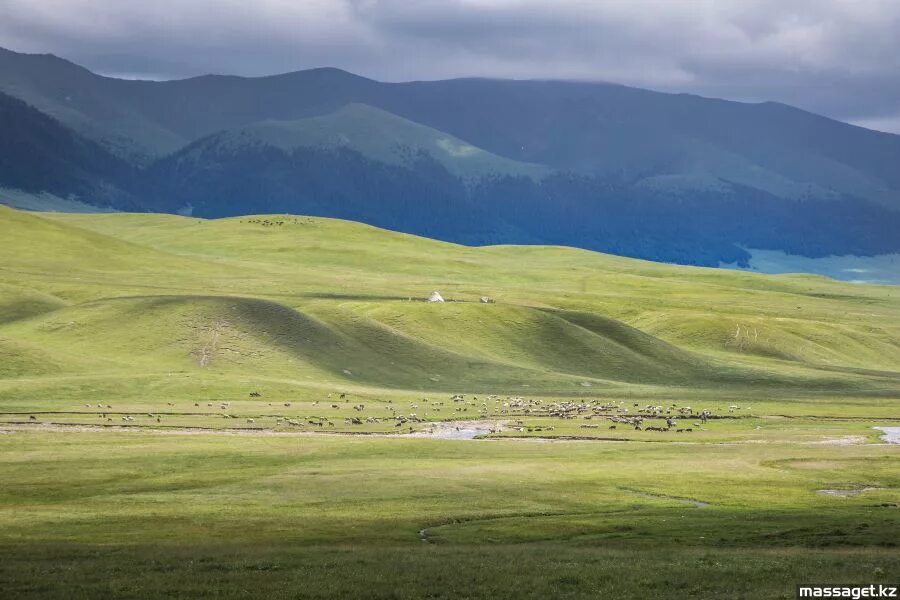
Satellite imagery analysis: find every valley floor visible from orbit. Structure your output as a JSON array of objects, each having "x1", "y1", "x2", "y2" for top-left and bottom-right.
[
  {"x1": 1, "y1": 419, "x2": 898, "y2": 599},
  {"x1": 723, "y1": 249, "x2": 900, "y2": 285}
]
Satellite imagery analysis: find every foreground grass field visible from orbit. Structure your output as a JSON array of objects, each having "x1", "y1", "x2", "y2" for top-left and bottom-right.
[
  {"x1": 1, "y1": 431, "x2": 898, "y2": 599},
  {"x1": 0, "y1": 205, "x2": 898, "y2": 598}
]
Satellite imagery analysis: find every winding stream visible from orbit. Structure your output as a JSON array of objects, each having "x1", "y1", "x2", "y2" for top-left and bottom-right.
[
  {"x1": 406, "y1": 421, "x2": 502, "y2": 440},
  {"x1": 816, "y1": 487, "x2": 882, "y2": 497},
  {"x1": 875, "y1": 427, "x2": 900, "y2": 444},
  {"x1": 623, "y1": 489, "x2": 709, "y2": 508}
]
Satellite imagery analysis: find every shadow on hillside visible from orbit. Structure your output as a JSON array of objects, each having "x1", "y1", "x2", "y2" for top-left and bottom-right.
[{"x1": 85, "y1": 294, "x2": 883, "y2": 393}]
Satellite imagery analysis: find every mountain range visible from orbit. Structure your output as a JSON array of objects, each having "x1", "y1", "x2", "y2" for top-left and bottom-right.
[{"x1": 1, "y1": 46, "x2": 899, "y2": 268}]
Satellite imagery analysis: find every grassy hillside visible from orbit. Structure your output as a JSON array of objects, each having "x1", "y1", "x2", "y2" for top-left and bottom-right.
[{"x1": 2, "y1": 204, "x2": 897, "y2": 397}]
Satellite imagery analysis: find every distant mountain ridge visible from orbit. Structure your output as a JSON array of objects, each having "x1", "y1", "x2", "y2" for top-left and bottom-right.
[
  {"x1": 211, "y1": 103, "x2": 548, "y2": 180},
  {"x1": 0, "y1": 91, "x2": 138, "y2": 209},
  {"x1": 1, "y1": 46, "x2": 899, "y2": 268}
]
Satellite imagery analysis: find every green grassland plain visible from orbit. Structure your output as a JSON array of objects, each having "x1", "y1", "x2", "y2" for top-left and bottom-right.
[{"x1": 0, "y1": 205, "x2": 898, "y2": 598}]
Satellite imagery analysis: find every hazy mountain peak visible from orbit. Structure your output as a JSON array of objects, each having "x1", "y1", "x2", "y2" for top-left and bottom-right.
[{"x1": 1, "y1": 48, "x2": 898, "y2": 271}]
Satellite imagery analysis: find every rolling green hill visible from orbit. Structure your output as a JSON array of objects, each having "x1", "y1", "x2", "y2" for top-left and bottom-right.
[{"x1": 2, "y1": 204, "x2": 897, "y2": 401}]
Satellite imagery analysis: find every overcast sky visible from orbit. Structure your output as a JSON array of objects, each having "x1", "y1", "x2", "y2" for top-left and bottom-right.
[{"x1": 2, "y1": 0, "x2": 899, "y2": 132}]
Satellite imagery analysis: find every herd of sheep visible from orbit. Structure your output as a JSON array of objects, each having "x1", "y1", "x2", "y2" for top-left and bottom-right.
[{"x1": 20, "y1": 392, "x2": 742, "y2": 438}]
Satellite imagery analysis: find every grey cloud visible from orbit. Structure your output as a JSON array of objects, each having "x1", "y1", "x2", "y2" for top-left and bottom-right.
[{"x1": 1, "y1": 0, "x2": 898, "y2": 131}]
